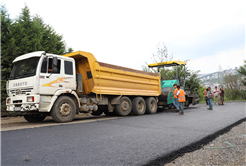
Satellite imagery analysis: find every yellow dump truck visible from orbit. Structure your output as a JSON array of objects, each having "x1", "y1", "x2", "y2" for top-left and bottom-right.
[{"x1": 6, "y1": 51, "x2": 161, "y2": 123}]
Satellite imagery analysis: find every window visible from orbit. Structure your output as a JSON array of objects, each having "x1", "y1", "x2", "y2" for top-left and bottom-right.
[
  {"x1": 41, "y1": 58, "x2": 47, "y2": 73},
  {"x1": 65, "y1": 61, "x2": 73, "y2": 75},
  {"x1": 10, "y1": 57, "x2": 40, "y2": 80},
  {"x1": 48, "y1": 58, "x2": 61, "y2": 74},
  {"x1": 87, "y1": 71, "x2": 92, "y2": 79}
]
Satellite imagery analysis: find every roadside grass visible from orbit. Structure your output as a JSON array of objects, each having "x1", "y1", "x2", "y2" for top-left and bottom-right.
[{"x1": 199, "y1": 96, "x2": 246, "y2": 104}]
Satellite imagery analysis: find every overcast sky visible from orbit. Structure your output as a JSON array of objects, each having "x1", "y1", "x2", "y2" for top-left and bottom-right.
[{"x1": 2, "y1": 0, "x2": 245, "y2": 74}]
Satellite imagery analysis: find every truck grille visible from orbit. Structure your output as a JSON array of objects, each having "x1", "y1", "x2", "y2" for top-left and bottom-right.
[
  {"x1": 10, "y1": 88, "x2": 33, "y2": 95},
  {"x1": 13, "y1": 100, "x2": 22, "y2": 103}
]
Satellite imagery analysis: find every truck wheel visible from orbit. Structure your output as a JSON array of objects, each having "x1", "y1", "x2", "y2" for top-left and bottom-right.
[
  {"x1": 145, "y1": 97, "x2": 157, "y2": 114},
  {"x1": 91, "y1": 109, "x2": 103, "y2": 116},
  {"x1": 24, "y1": 115, "x2": 46, "y2": 122},
  {"x1": 115, "y1": 97, "x2": 132, "y2": 116},
  {"x1": 132, "y1": 97, "x2": 146, "y2": 115},
  {"x1": 51, "y1": 96, "x2": 76, "y2": 123}
]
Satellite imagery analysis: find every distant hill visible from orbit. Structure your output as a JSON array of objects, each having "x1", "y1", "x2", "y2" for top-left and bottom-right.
[{"x1": 199, "y1": 67, "x2": 239, "y2": 85}]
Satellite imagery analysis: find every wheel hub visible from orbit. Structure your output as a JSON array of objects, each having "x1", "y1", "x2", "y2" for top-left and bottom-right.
[
  {"x1": 150, "y1": 101, "x2": 156, "y2": 110},
  {"x1": 60, "y1": 103, "x2": 71, "y2": 116},
  {"x1": 138, "y1": 102, "x2": 144, "y2": 111},
  {"x1": 121, "y1": 101, "x2": 129, "y2": 112}
]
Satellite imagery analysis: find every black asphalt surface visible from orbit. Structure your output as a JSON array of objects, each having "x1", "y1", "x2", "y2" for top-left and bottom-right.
[{"x1": 2, "y1": 101, "x2": 245, "y2": 166}]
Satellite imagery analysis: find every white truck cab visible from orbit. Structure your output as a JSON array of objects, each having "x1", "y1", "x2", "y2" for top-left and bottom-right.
[{"x1": 6, "y1": 51, "x2": 77, "y2": 121}]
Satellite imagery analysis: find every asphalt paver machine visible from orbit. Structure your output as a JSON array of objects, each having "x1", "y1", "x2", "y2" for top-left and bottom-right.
[{"x1": 148, "y1": 61, "x2": 199, "y2": 110}]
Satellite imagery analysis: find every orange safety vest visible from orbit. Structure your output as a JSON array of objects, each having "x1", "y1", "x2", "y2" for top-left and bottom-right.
[
  {"x1": 178, "y1": 89, "x2": 186, "y2": 102},
  {"x1": 203, "y1": 90, "x2": 207, "y2": 97},
  {"x1": 174, "y1": 88, "x2": 178, "y2": 98}
]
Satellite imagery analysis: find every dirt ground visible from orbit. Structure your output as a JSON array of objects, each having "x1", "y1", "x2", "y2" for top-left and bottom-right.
[{"x1": 1, "y1": 114, "x2": 120, "y2": 131}]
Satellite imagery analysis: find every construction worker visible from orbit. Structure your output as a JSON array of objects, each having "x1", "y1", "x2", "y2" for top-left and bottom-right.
[
  {"x1": 176, "y1": 86, "x2": 186, "y2": 115},
  {"x1": 203, "y1": 88, "x2": 208, "y2": 105},
  {"x1": 170, "y1": 84, "x2": 179, "y2": 110}
]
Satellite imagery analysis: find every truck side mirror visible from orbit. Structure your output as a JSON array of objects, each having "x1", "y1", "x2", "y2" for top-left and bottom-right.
[{"x1": 53, "y1": 57, "x2": 58, "y2": 67}]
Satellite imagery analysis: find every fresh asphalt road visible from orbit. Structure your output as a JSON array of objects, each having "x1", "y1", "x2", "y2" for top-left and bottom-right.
[{"x1": 2, "y1": 101, "x2": 245, "y2": 166}]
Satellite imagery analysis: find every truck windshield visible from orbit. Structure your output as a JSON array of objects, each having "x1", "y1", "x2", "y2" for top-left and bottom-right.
[{"x1": 9, "y1": 57, "x2": 40, "y2": 80}]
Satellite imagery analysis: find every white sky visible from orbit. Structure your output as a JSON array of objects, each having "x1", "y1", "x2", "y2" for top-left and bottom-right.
[{"x1": 2, "y1": 0, "x2": 246, "y2": 74}]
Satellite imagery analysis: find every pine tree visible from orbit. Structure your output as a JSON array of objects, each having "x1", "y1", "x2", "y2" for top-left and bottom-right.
[
  {"x1": 32, "y1": 14, "x2": 67, "y2": 54},
  {"x1": 1, "y1": 5, "x2": 15, "y2": 112},
  {"x1": 12, "y1": 5, "x2": 44, "y2": 55},
  {"x1": 1, "y1": 4, "x2": 73, "y2": 116}
]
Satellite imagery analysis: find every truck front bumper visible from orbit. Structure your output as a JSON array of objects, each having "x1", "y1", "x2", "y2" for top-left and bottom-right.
[{"x1": 6, "y1": 95, "x2": 40, "y2": 111}]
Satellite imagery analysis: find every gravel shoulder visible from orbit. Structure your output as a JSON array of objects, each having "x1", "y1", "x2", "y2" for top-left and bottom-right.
[{"x1": 165, "y1": 121, "x2": 246, "y2": 166}]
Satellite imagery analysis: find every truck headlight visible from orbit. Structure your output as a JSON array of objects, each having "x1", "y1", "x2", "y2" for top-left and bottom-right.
[
  {"x1": 27, "y1": 96, "x2": 34, "y2": 102},
  {"x1": 6, "y1": 98, "x2": 11, "y2": 104}
]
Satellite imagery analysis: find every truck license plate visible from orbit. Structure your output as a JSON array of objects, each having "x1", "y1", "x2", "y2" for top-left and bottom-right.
[{"x1": 14, "y1": 107, "x2": 21, "y2": 111}]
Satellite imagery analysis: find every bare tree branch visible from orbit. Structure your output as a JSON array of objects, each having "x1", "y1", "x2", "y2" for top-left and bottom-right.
[{"x1": 152, "y1": 42, "x2": 173, "y2": 63}]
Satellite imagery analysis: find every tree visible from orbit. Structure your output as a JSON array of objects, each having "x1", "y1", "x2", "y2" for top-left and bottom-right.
[
  {"x1": 198, "y1": 86, "x2": 206, "y2": 102},
  {"x1": 222, "y1": 74, "x2": 245, "y2": 100},
  {"x1": 1, "y1": 5, "x2": 15, "y2": 113},
  {"x1": 142, "y1": 42, "x2": 173, "y2": 73},
  {"x1": 65, "y1": 47, "x2": 74, "y2": 54},
  {"x1": 237, "y1": 60, "x2": 246, "y2": 86},
  {"x1": 185, "y1": 70, "x2": 201, "y2": 94},
  {"x1": 152, "y1": 42, "x2": 173, "y2": 63},
  {"x1": 1, "y1": 4, "x2": 73, "y2": 115}
]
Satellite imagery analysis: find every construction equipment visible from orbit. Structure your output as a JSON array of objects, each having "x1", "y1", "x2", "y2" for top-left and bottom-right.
[
  {"x1": 6, "y1": 51, "x2": 199, "y2": 123},
  {"x1": 6, "y1": 51, "x2": 161, "y2": 122},
  {"x1": 148, "y1": 61, "x2": 199, "y2": 110}
]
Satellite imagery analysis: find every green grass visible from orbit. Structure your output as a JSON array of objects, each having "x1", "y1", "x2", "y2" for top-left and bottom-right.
[{"x1": 199, "y1": 96, "x2": 246, "y2": 104}]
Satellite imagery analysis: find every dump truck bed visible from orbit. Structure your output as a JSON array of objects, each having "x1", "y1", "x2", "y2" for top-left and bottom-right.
[{"x1": 63, "y1": 51, "x2": 161, "y2": 96}]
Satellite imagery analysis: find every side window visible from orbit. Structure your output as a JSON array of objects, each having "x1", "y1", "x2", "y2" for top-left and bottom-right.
[
  {"x1": 48, "y1": 58, "x2": 61, "y2": 74},
  {"x1": 64, "y1": 61, "x2": 73, "y2": 75},
  {"x1": 41, "y1": 58, "x2": 47, "y2": 73}
]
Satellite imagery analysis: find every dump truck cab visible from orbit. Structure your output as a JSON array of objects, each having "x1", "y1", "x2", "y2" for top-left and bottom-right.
[
  {"x1": 148, "y1": 61, "x2": 199, "y2": 109},
  {"x1": 6, "y1": 51, "x2": 77, "y2": 113}
]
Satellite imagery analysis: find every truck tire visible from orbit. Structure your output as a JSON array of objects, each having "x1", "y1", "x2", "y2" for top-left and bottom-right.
[
  {"x1": 91, "y1": 109, "x2": 103, "y2": 116},
  {"x1": 24, "y1": 115, "x2": 46, "y2": 122},
  {"x1": 132, "y1": 97, "x2": 146, "y2": 115},
  {"x1": 145, "y1": 97, "x2": 157, "y2": 114},
  {"x1": 51, "y1": 96, "x2": 76, "y2": 123},
  {"x1": 115, "y1": 97, "x2": 132, "y2": 116}
]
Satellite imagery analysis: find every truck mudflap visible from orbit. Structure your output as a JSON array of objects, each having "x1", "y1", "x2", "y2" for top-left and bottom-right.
[{"x1": 6, "y1": 95, "x2": 40, "y2": 111}]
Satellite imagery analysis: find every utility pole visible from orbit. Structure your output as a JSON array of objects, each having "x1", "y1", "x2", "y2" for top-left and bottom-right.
[{"x1": 218, "y1": 64, "x2": 223, "y2": 85}]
